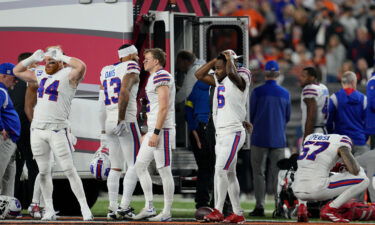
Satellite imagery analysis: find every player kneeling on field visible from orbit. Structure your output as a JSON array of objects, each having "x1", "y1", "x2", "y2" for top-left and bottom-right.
[
  {"x1": 0, "y1": 196, "x2": 22, "y2": 219},
  {"x1": 292, "y1": 133, "x2": 369, "y2": 222}
]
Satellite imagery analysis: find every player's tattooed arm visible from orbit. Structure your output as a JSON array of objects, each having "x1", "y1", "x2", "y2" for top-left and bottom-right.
[
  {"x1": 118, "y1": 73, "x2": 139, "y2": 121},
  {"x1": 195, "y1": 59, "x2": 216, "y2": 86},
  {"x1": 338, "y1": 146, "x2": 360, "y2": 175},
  {"x1": 303, "y1": 97, "x2": 317, "y2": 140},
  {"x1": 222, "y1": 51, "x2": 246, "y2": 91},
  {"x1": 24, "y1": 82, "x2": 38, "y2": 122}
]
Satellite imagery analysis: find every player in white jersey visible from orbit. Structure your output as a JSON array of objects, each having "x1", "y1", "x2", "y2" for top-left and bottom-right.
[
  {"x1": 132, "y1": 48, "x2": 175, "y2": 222},
  {"x1": 292, "y1": 133, "x2": 369, "y2": 222},
  {"x1": 13, "y1": 46, "x2": 92, "y2": 221},
  {"x1": 300, "y1": 67, "x2": 329, "y2": 140},
  {"x1": 297, "y1": 67, "x2": 330, "y2": 222},
  {"x1": 99, "y1": 44, "x2": 141, "y2": 220},
  {"x1": 195, "y1": 50, "x2": 250, "y2": 223}
]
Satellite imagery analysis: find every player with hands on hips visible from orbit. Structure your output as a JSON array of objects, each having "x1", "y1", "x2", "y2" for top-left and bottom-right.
[
  {"x1": 99, "y1": 44, "x2": 141, "y2": 220},
  {"x1": 13, "y1": 46, "x2": 93, "y2": 221},
  {"x1": 195, "y1": 50, "x2": 250, "y2": 224}
]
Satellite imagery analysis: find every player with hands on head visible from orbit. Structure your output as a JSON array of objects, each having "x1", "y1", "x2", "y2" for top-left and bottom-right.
[
  {"x1": 99, "y1": 44, "x2": 141, "y2": 220},
  {"x1": 195, "y1": 50, "x2": 251, "y2": 224},
  {"x1": 292, "y1": 133, "x2": 369, "y2": 223},
  {"x1": 133, "y1": 48, "x2": 175, "y2": 222},
  {"x1": 13, "y1": 46, "x2": 92, "y2": 221}
]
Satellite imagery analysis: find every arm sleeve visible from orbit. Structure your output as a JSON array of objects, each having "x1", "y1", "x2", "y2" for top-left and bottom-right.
[
  {"x1": 153, "y1": 71, "x2": 172, "y2": 88},
  {"x1": 98, "y1": 90, "x2": 106, "y2": 132},
  {"x1": 302, "y1": 86, "x2": 318, "y2": 100},
  {"x1": 0, "y1": 91, "x2": 6, "y2": 131},
  {"x1": 125, "y1": 61, "x2": 141, "y2": 75},
  {"x1": 185, "y1": 88, "x2": 198, "y2": 131},
  {"x1": 250, "y1": 90, "x2": 256, "y2": 123},
  {"x1": 326, "y1": 96, "x2": 336, "y2": 133}
]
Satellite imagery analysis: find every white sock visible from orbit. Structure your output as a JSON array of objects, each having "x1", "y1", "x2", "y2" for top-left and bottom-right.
[
  {"x1": 228, "y1": 171, "x2": 242, "y2": 215},
  {"x1": 32, "y1": 174, "x2": 41, "y2": 204},
  {"x1": 107, "y1": 169, "x2": 121, "y2": 210},
  {"x1": 64, "y1": 168, "x2": 89, "y2": 210},
  {"x1": 158, "y1": 166, "x2": 174, "y2": 215},
  {"x1": 215, "y1": 168, "x2": 228, "y2": 213},
  {"x1": 135, "y1": 161, "x2": 153, "y2": 208},
  {"x1": 120, "y1": 166, "x2": 138, "y2": 209},
  {"x1": 44, "y1": 198, "x2": 54, "y2": 213},
  {"x1": 39, "y1": 172, "x2": 54, "y2": 211}
]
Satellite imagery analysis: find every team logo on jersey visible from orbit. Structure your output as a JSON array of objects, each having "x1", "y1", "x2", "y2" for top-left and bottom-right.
[{"x1": 36, "y1": 70, "x2": 43, "y2": 76}]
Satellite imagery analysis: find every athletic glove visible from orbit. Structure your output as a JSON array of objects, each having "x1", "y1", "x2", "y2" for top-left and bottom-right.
[
  {"x1": 113, "y1": 120, "x2": 129, "y2": 136},
  {"x1": 46, "y1": 47, "x2": 71, "y2": 64},
  {"x1": 21, "y1": 49, "x2": 44, "y2": 67}
]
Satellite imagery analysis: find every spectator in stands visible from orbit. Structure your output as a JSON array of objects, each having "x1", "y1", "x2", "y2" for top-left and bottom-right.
[
  {"x1": 337, "y1": 60, "x2": 354, "y2": 81},
  {"x1": 326, "y1": 34, "x2": 346, "y2": 82},
  {"x1": 365, "y1": 5, "x2": 375, "y2": 40},
  {"x1": 250, "y1": 60, "x2": 290, "y2": 216},
  {"x1": 339, "y1": 5, "x2": 358, "y2": 44},
  {"x1": 366, "y1": 72, "x2": 375, "y2": 149},
  {"x1": 327, "y1": 71, "x2": 368, "y2": 156},
  {"x1": 356, "y1": 58, "x2": 370, "y2": 85},
  {"x1": 348, "y1": 26, "x2": 374, "y2": 68},
  {"x1": 8, "y1": 53, "x2": 39, "y2": 208}
]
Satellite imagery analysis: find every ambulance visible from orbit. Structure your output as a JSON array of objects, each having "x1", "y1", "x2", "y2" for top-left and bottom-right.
[{"x1": 0, "y1": 0, "x2": 249, "y2": 213}]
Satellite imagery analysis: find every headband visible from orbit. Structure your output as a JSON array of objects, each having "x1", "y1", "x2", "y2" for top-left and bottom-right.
[{"x1": 118, "y1": 45, "x2": 138, "y2": 58}]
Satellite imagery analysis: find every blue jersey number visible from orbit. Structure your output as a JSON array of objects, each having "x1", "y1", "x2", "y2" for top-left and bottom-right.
[
  {"x1": 103, "y1": 77, "x2": 121, "y2": 105},
  {"x1": 298, "y1": 141, "x2": 330, "y2": 161},
  {"x1": 217, "y1": 86, "x2": 225, "y2": 108},
  {"x1": 37, "y1": 78, "x2": 60, "y2": 101}
]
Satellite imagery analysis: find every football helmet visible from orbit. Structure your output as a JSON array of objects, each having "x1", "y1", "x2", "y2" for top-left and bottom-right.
[
  {"x1": 89, "y1": 147, "x2": 111, "y2": 181},
  {"x1": 0, "y1": 196, "x2": 22, "y2": 219}
]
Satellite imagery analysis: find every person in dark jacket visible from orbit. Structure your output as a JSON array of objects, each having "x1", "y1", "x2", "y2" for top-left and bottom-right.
[
  {"x1": 327, "y1": 71, "x2": 368, "y2": 156},
  {"x1": 365, "y1": 72, "x2": 375, "y2": 149}
]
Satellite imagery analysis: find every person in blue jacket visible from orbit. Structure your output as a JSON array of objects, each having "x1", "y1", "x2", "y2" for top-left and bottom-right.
[
  {"x1": 366, "y1": 72, "x2": 375, "y2": 149},
  {"x1": 0, "y1": 62, "x2": 21, "y2": 196},
  {"x1": 185, "y1": 80, "x2": 213, "y2": 209},
  {"x1": 327, "y1": 71, "x2": 368, "y2": 156}
]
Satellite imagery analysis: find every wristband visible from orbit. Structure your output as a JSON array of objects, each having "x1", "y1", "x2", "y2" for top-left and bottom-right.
[{"x1": 154, "y1": 128, "x2": 160, "y2": 135}]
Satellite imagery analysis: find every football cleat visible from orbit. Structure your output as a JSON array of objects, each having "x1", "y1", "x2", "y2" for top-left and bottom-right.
[
  {"x1": 133, "y1": 207, "x2": 156, "y2": 220},
  {"x1": 107, "y1": 209, "x2": 117, "y2": 220},
  {"x1": 81, "y1": 206, "x2": 93, "y2": 221},
  {"x1": 148, "y1": 212, "x2": 172, "y2": 222},
  {"x1": 116, "y1": 206, "x2": 136, "y2": 219},
  {"x1": 41, "y1": 210, "x2": 56, "y2": 221},
  {"x1": 320, "y1": 203, "x2": 349, "y2": 223},
  {"x1": 297, "y1": 204, "x2": 308, "y2": 222},
  {"x1": 223, "y1": 213, "x2": 246, "y2": 224},
  {"x1": 204, "y1": 208, "x2": 224, "y2": 222}
]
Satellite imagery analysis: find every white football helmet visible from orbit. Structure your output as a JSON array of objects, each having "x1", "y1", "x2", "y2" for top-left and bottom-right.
[
  {"x1": 0, "y1": 196, "x2": 22, "y2": 219},
  {"x1": 89, "y1": 147, "x2": 111, "y2": 181}
]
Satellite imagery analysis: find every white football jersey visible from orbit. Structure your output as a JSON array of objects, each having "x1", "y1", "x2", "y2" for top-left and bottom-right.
[
  {"x1": 212, "y1": 67, "x2": 251, "y2": 135},
  {"x1": 31, "y1": 66, "x2": 76, "y2": 130},
  {"x1": 293, "y1": 133, "x2": 353, "y2": 192},
  {"x1": 145, "y1": 69, "x2": 175, "y2": 131},
  {"x1": 100, "y1": 61, "x2": 140, "y2": 122},
  {"x1": 301, "y1": 83, "x2": 329, "y2": 131}
]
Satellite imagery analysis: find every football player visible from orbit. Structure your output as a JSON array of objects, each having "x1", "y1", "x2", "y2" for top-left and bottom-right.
[
  {"x1": 99, "y1": 44, "x2": 141, "y2": 220},
  {"x1": 297, "y1": 67, "x2": 329, "y2": 221},
  {"x1": 13, "y1": 46, "x2": 92, "y2": 221},
  {"x1": 195, "y1": 50, "x2": 251, "y2": 224},
  {"x1": 292, "y1": 133, "x2": 369, "y2": 222},
  {"x1": 133, "y1": 48, "x2": 175, "y2": 222}
]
